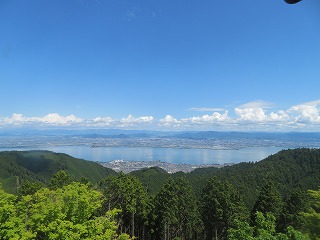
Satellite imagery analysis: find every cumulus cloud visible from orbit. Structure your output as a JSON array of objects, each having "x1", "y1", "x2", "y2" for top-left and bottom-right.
[
  {"x1": 159, "y1": 115, "x2": 180, "y2": 127},
  {"x1": 288, "y1": 100, "x2": 320, "y2": 124},
  {"x1": 235, "y1": 108, "x2": 267, "y2": 122},
  {"x1": 39, "y1": 113, "x2": 82, "y2": 125},
  {"x1": 121, "y1": 114, "x2": 154, "y2": 123},
  {"x1": 235, "y1": 108, "x2": 292, "y2": 125},
  {"x1": 234, "y1": 100, "x2": 290, "y2": 124},
  {"x1": 91, "y1": 117, "x2": 114, "y2": 127},
  {"x1": 119, "y1": 114, "x2": 154, "y2": 127},
  {"x1": 268, "y1": 110, "x2": 290, "y2": 122},
  {"x1": 1, "y1": 100, "x2": 320, "y2": 131},
  {"x1": 182, "y1": 111, "x2": 230, "y2": 124},
  {"x1": 233, "y1": 100, "x2": 320, "y2": 129},
  {"x1": 1, "y1": 113, "x2": 83, "y2": 126},
  {"x1": 2, "y1": 113, "x2": 26, "y2": 125}
]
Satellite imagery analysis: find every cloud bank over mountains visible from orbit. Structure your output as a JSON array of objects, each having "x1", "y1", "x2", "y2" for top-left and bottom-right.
[{"x1": 1, "y1": 100, "x2": 320, "y2": 131}]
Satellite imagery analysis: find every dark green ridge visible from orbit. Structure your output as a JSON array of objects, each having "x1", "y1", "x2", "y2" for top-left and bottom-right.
[
  {"x1": 131, "y1": 148, "x2": 320, "y2": 209},
  {"x1": 0, "y1": 150, "x2": 116, "y2": 193},
  {"x1": 1, "y1": 148, "x2": 320, "y2": 210}
]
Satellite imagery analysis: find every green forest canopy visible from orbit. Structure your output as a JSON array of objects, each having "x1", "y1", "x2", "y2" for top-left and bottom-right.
[{"x1": 0, "y1": 148, "x2": 320, "y2": 239}]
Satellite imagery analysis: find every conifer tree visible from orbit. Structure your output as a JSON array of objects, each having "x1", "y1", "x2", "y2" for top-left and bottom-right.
[
  {"x1": 201, "y1": 176, "x2": 248, "y2": 240},
  {"x1": 99, "y1": 173, "x2": 148, "y2": 238},
  {"x1": 252, "y1": 181, "x2": 284, "y2": 222},
  {"x1": 153, "y1": 177, "x2": 201, "y2": 240}
]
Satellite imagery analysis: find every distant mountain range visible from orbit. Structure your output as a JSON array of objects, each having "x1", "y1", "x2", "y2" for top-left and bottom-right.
[{"x1": 1, "y1": 129, "x2": 320, "y2": 141}]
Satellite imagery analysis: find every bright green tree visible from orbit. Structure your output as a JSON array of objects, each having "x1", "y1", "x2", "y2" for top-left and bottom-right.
[
  {"x1": 228, "y1": 219, "x2": 254, "y2": 240},
  {"x1": 254, "y1": 211, "x2": 279, "y2": 239},
  {"x1": 301, "y1": 187, "x2": 320, "y2": 240},
  {"x1": 286, "y1": 226, "x2": 311, "y2": 240},
  {"x1": 0, "y1": 183, "x2": 132, "y2": 240},
  {"x1": 0, "y1": 187, "x2": 34, "y2": 239},
  {"x1": 228, "y1": 212, "x2": 310, "y2": 240}
]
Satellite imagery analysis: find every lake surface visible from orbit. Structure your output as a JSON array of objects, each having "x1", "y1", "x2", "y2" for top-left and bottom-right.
[{"x1": 0, "y1": 145, "x2": 286, "y2": 165}]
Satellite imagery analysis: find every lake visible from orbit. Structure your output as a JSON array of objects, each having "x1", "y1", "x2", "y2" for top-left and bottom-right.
[{"x1": 0, "y1": 145, "x2": 286, "y2": 165}]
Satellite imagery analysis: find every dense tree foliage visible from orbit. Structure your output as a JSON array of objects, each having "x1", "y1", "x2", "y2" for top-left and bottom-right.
[
  {"x1": 153, "y1": 177, "x2": 202, "y2": 240},
  {"x1": 48, "y1": 170, "x2": 73, "y2": 190},
  {"x1": 132, "y1": 148, "x2": 320, "y2": 209},
  {"x1": 301, "y1": 187, "x2": 320, "y2": 240},
  {"x1": 251, "y1": 181, "x2": 284, "y2": 226},
  {"x1": 201, "y1": 176, "x2": 248, "y2": 240},
  {"x1": 18, "y1": 179, "x2": 44, "y2": 197},
  {"x1": 0, "y1": 183, "x2": 131, "y2": 240},
  {"x1": 279, "y1": 188, "x2": 309, "y2": 231},
  {"x1": 98, "y1": 173, "x2": 149, "y2": 238},
  {"x1": 228, "y1": 212, "x2": 310, "y2": 240},
  {"x1": 0, "y1": 151, "x2": 115, "y2": 193}
]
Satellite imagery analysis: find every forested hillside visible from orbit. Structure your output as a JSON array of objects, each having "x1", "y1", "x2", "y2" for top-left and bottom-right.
[
  {"x1": 1, "y1": 148, "x2": 320, "y2": 239},
  {"x1": 131, "y1": 148, "x2": 320, "y2": 208},
  {"x1": 0, "y1": 150, "x2": 115, "y2": 193}
]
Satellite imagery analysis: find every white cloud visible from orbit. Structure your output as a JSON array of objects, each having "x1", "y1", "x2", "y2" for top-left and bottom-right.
[
  {"x1": 1, "y1": 113, "x2": 83, "y2": 126},
  {"x1": 159, "y1": 115, "x2": 180, "y2": 127},
  {"x1": 138, "y1": 116, "x2": 155, "y2": 122},
  {"x1": 182, "y1": 111, "x2": 230, "y2": 124},
  {"x1": 119, "y1": 114, "x2": 154, "y2": 127},
  {"x1": 39, "y1": 113, "x2": 82, "y2": 125},
  {"x1": 92, "y1": 117, "x2": 114, "y2": 127},
  {"x1": 288, "y1": 100, "x2": 320, "y2": 124},
  {"x1": 1, "y1": 100, "x2": 320, "y2": 131},
  {"x1": 234, "y1": 100, "x2": 291, "y2": 125},
  {"x1": 268, "y1": 110, "x2": 289, "y2": 122},
  {"x1": 232, "y1": 100, "x2": 320, "y2": 129},
  {"x1": 2, "y1": 113, "x2": 26, "y2": 125},
  {"x1": 235, "y1": 108, "x2": 267, "y2": 122},
  {"x1": 121, "y1": 114, "x2": 154, "y2": 124}
]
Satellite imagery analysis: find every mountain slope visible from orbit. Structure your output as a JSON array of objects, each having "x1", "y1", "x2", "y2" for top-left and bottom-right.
[
  {"x1": 0, "y1": 150, "x2": 116, "y2": 193},
  {"x1": 131, "y1": 148, "x2": 320, "y2": 208}
]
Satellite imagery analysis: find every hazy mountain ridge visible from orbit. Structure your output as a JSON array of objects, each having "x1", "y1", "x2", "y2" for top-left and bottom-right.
[
  {"x1": 1, "y1": 129, "x2": 320, "y2": 139},
  {"x1": 1, "y1": 131, "x2": 320, "y2": 151}
]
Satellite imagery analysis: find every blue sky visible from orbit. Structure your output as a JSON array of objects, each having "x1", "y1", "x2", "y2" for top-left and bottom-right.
[{"x1": 1, "y1": 0, "x2": 320, "y2": 131}]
